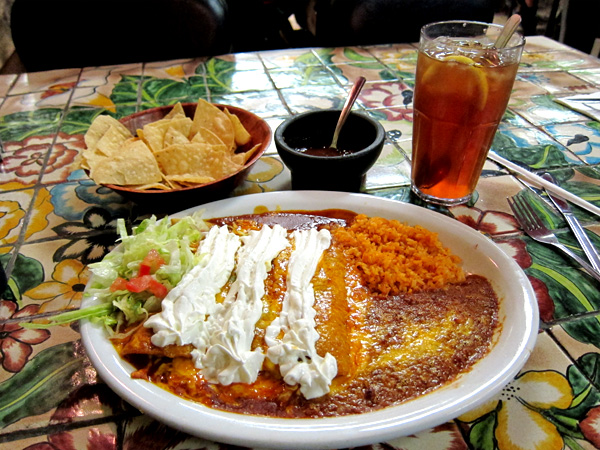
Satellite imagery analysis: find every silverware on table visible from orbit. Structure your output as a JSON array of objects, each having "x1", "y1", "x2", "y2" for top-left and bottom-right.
[
  {"x1": 508, "y1": 195, "x2": 600, "y2": 283},
  {"x1": 541, "y1": 173, "x2": 600, "y2": 272}
]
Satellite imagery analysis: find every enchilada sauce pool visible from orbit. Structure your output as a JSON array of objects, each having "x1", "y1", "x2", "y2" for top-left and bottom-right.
[{"x1": 112, "y1": 210, "x2": 499, "y2": 418}]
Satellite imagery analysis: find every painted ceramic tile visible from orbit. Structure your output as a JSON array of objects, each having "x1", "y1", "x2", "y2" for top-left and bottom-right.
[
  {"x1": 450, "y1": 174, "x2": 524, "y2": 234},
  {"x1": 364, "y1": 142, "x2": 411, "y2": 190},
  {"x1": 139, "y1": 75, "x2": 208, "y2": 105},
  {"x1": 511, "y1": 77, "x2": 549, "y2": 98},
  {"x1": 268, "y1": 65, "x2": 338, "y2": 90},
  {"x1": 211, "y1": 90, "x2": 288, "y2": 118},
  {"x1": 0, "y1": 74, "x2": 16, "y2": 98},
  {"x1": 330, "y1": 62, "x2": 398, "y2": 85},
  {"x1": 0, "y1": 315, "x2": 80, "y2": 385},
  {"x1": 10, "y1": 69, "x2": 80, "y2": 96},
  {"x1": 209, "y1": 68, "x2": 273, "y2": 95},
  {"x1": 279, "y1": 84, "x2": 349, "y2": 113},
  {"x1": 0, "y1": 186, "x2": 35, "y2": 246},
  {"x1": 366, "y1": 44, "x2": 418, "y2": 65},
  {"x1": 75, "y1": 66, "x2": 143, "y2": 111},
  {"x1": 458, "y1": 332, "x2": 600, "y2": 450},
  {"x1": 532, "y1": 166, "x2": 600, "y2": 222},
  {"x1": 394, "y1": 139, "x2": 412, "y2": 160},
  {"x1": 381, "y1": 422, "x2": 468, "y2": 450},
  {"x1": 22, "y1": 178, "x2": 130, "y2": 245},
  {"x1": 551, "y1": 316, "x2": 600, "y2": 360},
  {"x1": 259, "y1": 47, "x2": 319, "y2": 69},
  {"x1": 498, "y1": 108, "x2": 533, "y2": 129},
  {"x1": 518, "y1": 71, "x2": 597, "y2": 94},
  {"x1": 16, "y1": 237, "x2": 116, "y2": 311},
  {"x1": 492, "y1": 126, "x2": 582, "y2": 168},
  {"x1": 508, "y1": 94, "x2": 589, "y2": 126},
  {"x1": 121, "y1": 415, "x2": 220, "y2": 449},
  {"x1": 211, "y1": 52, "x2": 265, "y2": 72},
  {"x1": 240, "y1": 155, "x2": 289, "y2": 193},
  {"x1": 521, "y1": 51, "x2": 599, "y2": 72},
  {"x1": 503, "y1": 194, "x2": 600, "y2": 321},
  {"x1": 0, "y1": 141, "x2": 50, "y2": 185},
  {"x1": 142, "y1": 58, "x2": 205, "y2": 79},
  {"x1": 360, "y1": 80, "x2": 414, "y2": 113},
  {"x1": 0, "y1": 421, "x2": 120, "y2": 450},
  {"x1": 119, "y1": 399, "x2": 468, "y2": 449},
  {"x1": 524, "y1": 36, "x2": 572, "y2": 52},
  {"x1": 570, "y1": 67, "x2": 600, "y2": 85},
  {"x1": 376, "y1": 47, "x2": 419, "y2": 81},
  {"x1": 0, "y1": 337, "x2": 103, "y2": 434},
  {"x1": 319, "y1": 46, "x2": 375, "y2": 65},
  {"x1": 0, "y1": 93, "x2": 70, "y2": 115},
  {"x1": 543, "y1": 121, "x2": 600, "y2": 164}
]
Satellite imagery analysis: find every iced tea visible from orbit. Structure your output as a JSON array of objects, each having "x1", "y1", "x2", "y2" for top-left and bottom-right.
[{"x1": 411, "y1": 21, "x2": 524, "y2": 205}]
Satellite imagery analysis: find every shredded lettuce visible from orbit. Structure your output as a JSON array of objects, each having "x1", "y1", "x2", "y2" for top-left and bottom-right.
[{"x1": 23, "y1": 211, "x2": 209, "y2": 331}]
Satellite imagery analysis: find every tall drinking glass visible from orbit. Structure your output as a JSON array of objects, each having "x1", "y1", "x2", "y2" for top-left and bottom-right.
[{"x1": 411, "y1": 21, "x2": 524, "y2": 205}]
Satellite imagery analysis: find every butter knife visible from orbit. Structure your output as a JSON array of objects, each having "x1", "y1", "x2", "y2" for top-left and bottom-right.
[{"x1": 542, "y1": 173, "x2": 600, "y2": 273}]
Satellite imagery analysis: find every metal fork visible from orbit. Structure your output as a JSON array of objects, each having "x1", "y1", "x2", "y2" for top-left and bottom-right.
[{"x1": 508, "y1": 195, "x2": 600, "y2": 283}]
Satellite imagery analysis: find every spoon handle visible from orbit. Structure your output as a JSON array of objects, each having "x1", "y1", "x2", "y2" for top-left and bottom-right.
[{"x1": 331, "y1": 76, "x2": 366, "y2": 148}]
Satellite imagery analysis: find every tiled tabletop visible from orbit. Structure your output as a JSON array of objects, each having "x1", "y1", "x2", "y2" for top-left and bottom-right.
[{"x1": 1, "y1": 35, "x2": 600, "y2": 449}]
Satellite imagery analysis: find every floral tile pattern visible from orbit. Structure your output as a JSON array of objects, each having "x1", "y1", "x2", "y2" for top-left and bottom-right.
[{"x1": 1, "y1": 36, "x2": 600, "y2": 450}]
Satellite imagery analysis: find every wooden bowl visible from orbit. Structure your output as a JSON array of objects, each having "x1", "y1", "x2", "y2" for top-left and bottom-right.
[{"x1": 104, "y1": 103, "x2": 270, "y2": 213}]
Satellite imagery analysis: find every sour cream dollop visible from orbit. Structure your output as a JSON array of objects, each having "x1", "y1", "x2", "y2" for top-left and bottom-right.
[
  {"x1": 144, "y1": 223, "x2": 337, "y2": 399},
  {"x1": 265, "y1": 228, "x2": 337, "y2": 400}
]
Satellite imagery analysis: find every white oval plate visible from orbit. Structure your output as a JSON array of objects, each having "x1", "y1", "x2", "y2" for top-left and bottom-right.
[{"x1": 81, "y1": 191, "x2": 538, "y2": 449}]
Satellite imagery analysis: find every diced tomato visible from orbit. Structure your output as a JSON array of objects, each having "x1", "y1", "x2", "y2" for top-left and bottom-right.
[
  {"x1": 110, "y1": 277, "x2": 128, "y2": 292},
  {"x1": 125, "y1": 275, "x2": 168, "y2": 299},
  {"x1": 139, "y1": 249, "x2": 166, "y2": 276}
]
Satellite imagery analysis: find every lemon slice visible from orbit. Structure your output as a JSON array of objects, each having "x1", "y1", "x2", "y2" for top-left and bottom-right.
[
  {"x1": 442, "y1": 55, "x2": 479, "y2": 65},
  {"x1": 421, "y1": 54, "x2": 489, "y2": 111}
]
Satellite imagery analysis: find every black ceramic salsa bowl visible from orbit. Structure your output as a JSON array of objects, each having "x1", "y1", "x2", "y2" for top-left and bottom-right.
[{"x1": 275, "y1": 110, "x2": 385, "y2": 192}]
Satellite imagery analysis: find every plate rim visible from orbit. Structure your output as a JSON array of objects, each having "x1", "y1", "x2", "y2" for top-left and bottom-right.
[{"x1": 81, "y1": 191, "x2": 539, "y2": 449}]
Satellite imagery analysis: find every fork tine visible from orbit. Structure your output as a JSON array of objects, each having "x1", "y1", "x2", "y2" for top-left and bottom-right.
[
  {"x1": 511, "y1": 195, "x2": 542, "y2": 229},
  {"x1": 508, "y1": 196, "x2": 527, "y2": 229}
]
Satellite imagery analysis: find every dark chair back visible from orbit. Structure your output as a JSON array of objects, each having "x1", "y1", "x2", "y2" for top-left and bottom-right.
[
  {"x1": 11, "y1": 0, "x2": 231, "y2": 72},
  {"x1": 309, "y1": 0, "x2": 497, "y2": 47}
]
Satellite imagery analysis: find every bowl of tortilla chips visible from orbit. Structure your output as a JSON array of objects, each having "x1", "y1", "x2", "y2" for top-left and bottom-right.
[{"x1": 80, "y1": 99, "x2": 270, "y2": 212}]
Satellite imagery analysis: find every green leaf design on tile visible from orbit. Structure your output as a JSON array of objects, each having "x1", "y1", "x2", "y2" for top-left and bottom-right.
[
  {"x1": 140, "y1": 78, "x2": 194, "y2": 106},
  {"x1": 560, "y1": 355, "x2": 600, "y2": 424},
  {"x1": 61, "y1": 107, "x2": 117, "y2": 136},
  {"x1": 494, "y1": 141, "x2": 571, "y2": 169},
  {"x1": 467, "y1": 412, "x2": 497, "y2": 450},
  {"x1": 0, "y1": 341, "x2": 86, "y2": 428},
  {"x1": 0, "y1": 109, "x2": 62, "y2": 142},
  {"x1": 562, "y1": 317, "x2": 600, "y2": 348},
  {"x1": 0, "y1": 254, "x2": 43, "y2": 307},
  {"x1": 205, "y1": 58, "x2": 237, "y2": 94},
  {"x1": 110, "y1": 74, "x2": 142, "y2": 106},
  {"x1": 525, "y1": 241, "x2": 600, "y2": 319}
]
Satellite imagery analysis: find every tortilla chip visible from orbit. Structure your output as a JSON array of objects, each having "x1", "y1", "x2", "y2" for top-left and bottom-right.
[
  {"x1": 224, "y1": 108, "x2": 251, "y2": 146},
  {"x1": 190, "y1": 99, "x2": 235, "y2": 150},
  {"x1": 91, "y1": 138, "x2": 162, "y2": 185},
  {"x1": 231, "y1": 143, "x2": 261, "y2": 166},
  {"x1": 166, "y1": 174, "x2": 216, "y2": 185},
  {"x1": 85, "y1": 115, "x2": 131, "y2": 152},
  {"x1": 82, "y1": 98, "x2": 260, "y2": 190},
  {"x1": 191, "y1": 126, "x2": 227, "y2": 147},
  {"x1": 164, "y1": 102, "x2": 186, "y2": 120},
  {"x1": 143, "y1": 116, "x2": 193, "y2": 153},
  {"x1": 94, "y1": 124, "x2": 133, "y2": 157},
  {"x1": 155, "y1": 143, "x2": 240, "y2": 179},
  {"x1": 164, "y1": 126, "x2": 190, "y2": 147}
]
